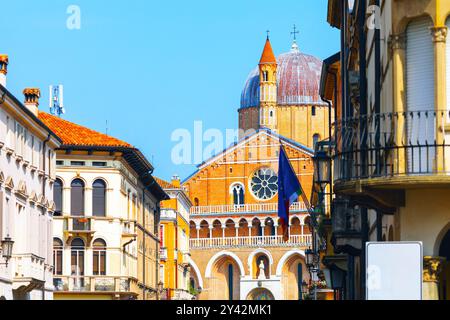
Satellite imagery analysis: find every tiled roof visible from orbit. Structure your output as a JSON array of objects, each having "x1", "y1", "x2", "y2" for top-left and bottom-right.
[
  {"x1": 38, "y1": 112, "x2": 132, "y2": 148},
  {"x1": 155, "y1": 177, "x2": 177, "y2": 190},
  {"x1": 259, "y1": 38, "x2": 277, "y2": 64}
]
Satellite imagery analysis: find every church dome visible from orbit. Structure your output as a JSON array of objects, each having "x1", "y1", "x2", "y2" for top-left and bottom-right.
[{"x1": 240, "y1": 43, "x2": 324, "y2": 108}]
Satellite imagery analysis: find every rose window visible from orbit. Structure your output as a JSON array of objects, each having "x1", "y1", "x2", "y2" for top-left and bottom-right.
[{"x1": 250, "y1": 168, "x2": 278, "y2": 200}]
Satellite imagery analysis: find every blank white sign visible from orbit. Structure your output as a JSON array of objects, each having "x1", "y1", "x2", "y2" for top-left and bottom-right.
[{"x1": 366, "y1": 242, "x2": 422, "y2": 300}]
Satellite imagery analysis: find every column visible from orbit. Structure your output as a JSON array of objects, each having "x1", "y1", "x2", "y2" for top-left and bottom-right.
[
  {"x1": 431, "y1": 26, "x2": 448, "y2": 172},
  {"x1": 390, "y1": 33, "x2": 406, "y2": 174},
  {"x1": 85, "y1": 187, "x2": 93, "y2": 217},
  {"x1": 196, "y1": 226, "x2": 200, "y2": 239},
  {"x1": 423, "y1": 256, "x2": 445, "y2": 300}
]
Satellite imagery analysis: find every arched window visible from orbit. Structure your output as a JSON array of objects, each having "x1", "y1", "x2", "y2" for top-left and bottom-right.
[
  {"x1": 313, "y1": 134, "x2": 320, "y2": 149},
  {"x1": 71, "y1": 179, "x2": 85, "y2": 216},
  {"x1": 54, "y1": 179, "x2": 63, "y2": 216},
  {"x1": 93, "y1": 239, "x2": 107, "y2": 276},
  {"x1": 231, "y1": 184, "x2": 244, "y2": 206},
  {"x1": 194, "y1": 198, "x2": 199, "y2": 207},
  {"x1": 71, "y1": 238, "x2": 85, "y2": 277},
  {"x1": 53, "y1": 238, "x2": 63, "y2": 275},
  {"x1": 263, "y1": 71, "x2": 268, "y2": 82},
  {"x1": 92, "y1": 179, "x2": 106, "y2": 217},
  {"x1": 228, "y1": 264, "x2": 234, "y2": 301},
  {"x1": 265, "y1": 218, "x2": 275, "y2": 236}
]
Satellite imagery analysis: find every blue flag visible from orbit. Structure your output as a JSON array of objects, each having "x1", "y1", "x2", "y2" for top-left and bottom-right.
[{"x1": 278, "y1": 145, "x2": 302, "y2": 241}]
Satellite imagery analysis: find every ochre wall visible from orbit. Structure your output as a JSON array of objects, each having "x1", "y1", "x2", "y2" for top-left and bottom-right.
[{"x1": 183, "y1": 133, "x2": 314, "y2": 207}]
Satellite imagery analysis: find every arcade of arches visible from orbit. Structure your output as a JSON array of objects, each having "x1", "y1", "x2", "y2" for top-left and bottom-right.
[{"x1": 188, "y1": 249, "x2": 311, "y2": 300}]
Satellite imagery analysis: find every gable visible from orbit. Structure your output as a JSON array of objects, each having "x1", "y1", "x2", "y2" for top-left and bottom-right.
[{"x1": 183, "y1": 130, "x2": 314, "y2": 186}]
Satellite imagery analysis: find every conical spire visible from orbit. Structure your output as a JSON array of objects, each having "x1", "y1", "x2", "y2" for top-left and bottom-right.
[{"x1": 259, "y1": 37, "x2": 277, "y2": 65}]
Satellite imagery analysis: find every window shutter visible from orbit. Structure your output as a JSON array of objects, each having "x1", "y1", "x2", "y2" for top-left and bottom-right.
[{"x1": 406, "y1": 17, "x2": 435, "y2": 173}]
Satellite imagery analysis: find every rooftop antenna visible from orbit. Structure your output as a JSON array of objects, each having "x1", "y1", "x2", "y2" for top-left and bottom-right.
[{"x1": 49, "y1": 85, "x2": 65, "y2": 117}]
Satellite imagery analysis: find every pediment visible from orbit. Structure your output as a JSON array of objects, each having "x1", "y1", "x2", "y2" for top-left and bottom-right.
[
  {"x1": 185, "y1": 130, "x2": 314, "y2": 184},
  {"x1": 16, "y1": 180, "x2": 28, "y2": 197},
  {"x1": 5, "y1": 176, "x2": 14, "y2": 190},
  {"x1": 29, "y1": 191, "x2": 38, "y2": 203}
]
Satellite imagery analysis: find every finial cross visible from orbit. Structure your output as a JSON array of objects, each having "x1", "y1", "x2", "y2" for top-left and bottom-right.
[{"x1": 291, "y1": 24, "x2": 299, "y2": 41}]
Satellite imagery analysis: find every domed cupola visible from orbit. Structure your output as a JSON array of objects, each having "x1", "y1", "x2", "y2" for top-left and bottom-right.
[{"x1": 240, "y1": 41, "x2": 324, "y2": 109}]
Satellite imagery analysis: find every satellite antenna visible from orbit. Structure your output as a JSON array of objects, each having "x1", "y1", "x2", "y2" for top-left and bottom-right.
[{"x1": 49, "y1": 85, "x2": 65, "y2": 117}]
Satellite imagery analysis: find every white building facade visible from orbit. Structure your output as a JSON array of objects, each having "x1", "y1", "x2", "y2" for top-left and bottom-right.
[{"x1": 0, "y1": 55, "x2": 61, "y2": 300}]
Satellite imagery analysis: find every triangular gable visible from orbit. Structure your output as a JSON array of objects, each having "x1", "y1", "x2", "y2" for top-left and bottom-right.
[
  {"x1": 183, "y1": 129, "x2": 314, "y2": 184},
  {"x1": 29, "y1": 191, "x2": 38, "y2": 204},
  {"x1": 16, "y1": 180, "x2": 28, "y2": 198},
  {"x1": 5, "y1": 176, "x2": 14, "y2": 190},
  {"x1": 198, "y1": 129, "x2": 313, "y2": 170}
]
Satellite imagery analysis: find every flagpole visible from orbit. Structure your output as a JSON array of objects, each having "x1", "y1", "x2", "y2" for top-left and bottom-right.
[{"x1": 279, "y1": 138, "x2": 320, "y2": 300}]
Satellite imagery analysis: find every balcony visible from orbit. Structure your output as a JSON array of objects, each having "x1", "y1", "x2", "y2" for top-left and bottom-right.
[
  {"x1": 160, "y1": 248, "x2": 168, "y2": 260},
  {"x1": 63, "y1": 217, "x2": 96, "y2": 243},
  {"x1": 190, "y1": 202, "x2": 307, "y2": 216},
  {"x1": 334, "y1": 110, "x2": 450, "y2": 184},
  {"x1": 12, "y1": 254, "x2": 48, "y2": 294},
  {"x1": 53, "y1": 276, "x2": 134, "y2": 294},
  {"x1": 190, "y1": 234, "x2": 312, "y2": 250}
]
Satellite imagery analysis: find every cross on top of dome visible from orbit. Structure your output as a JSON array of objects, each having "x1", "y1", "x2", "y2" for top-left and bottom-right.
[{"x1": 291, "y1": 25, "x2": 300, "y2": 53}]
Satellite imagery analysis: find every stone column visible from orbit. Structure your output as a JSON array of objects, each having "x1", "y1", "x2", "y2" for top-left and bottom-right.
[
  {"x1": 196, "y1": 226, "x2": 200, "y2": 239},
  {"x1": 209, "y1": 226, "x2": 213, "y2": 239},
  {"x1": 423, "y1": 256, "x2": 445, "y2": 300},
  {"x1": 431, "y1": 26, "x2": 448, "y2": 171},
  {"x1": 389, "y1": 33, "x2": 406, "y2": 174}
]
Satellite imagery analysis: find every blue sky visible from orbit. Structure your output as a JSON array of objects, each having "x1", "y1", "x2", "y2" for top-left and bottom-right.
[{"x1": 1, "y1": 0, "x2": 339, "y2": 181}]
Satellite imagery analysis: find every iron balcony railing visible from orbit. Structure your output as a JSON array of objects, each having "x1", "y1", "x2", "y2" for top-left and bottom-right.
[{"x1": 334, "y1": 110, "x2": 450, "y2": 182}]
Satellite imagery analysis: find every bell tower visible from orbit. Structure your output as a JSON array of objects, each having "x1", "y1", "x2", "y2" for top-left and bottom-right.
[{"x1": 258, "y1": 34, "x2": 278, "y2": 132}]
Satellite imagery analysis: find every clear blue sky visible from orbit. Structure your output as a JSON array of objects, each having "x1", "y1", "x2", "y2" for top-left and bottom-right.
[{"x1": 1, "y1": 0, "x2": 339, "y2": 181}]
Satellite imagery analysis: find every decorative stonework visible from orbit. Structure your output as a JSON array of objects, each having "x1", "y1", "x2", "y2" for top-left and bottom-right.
[
  {"x1": 430, "y1": 26, "x2": 448, "y2": 43},
  {"x1": 389, "y1": 34, "x2": 406, "y2": 50},
  {"x1": 423, "y1": 256, "x2": 446, "y2": 283}
]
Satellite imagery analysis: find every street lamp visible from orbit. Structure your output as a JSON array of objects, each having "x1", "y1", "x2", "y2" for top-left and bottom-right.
[
  {"x1": 305, "y1": 249, "x2": 315, "y2": 270},
  {"x1": 1, "y1": 235, "x2": 14, "y2": 267},
  {"x1": 313, "y1": 149, "x2": 331, "y2": 192}
]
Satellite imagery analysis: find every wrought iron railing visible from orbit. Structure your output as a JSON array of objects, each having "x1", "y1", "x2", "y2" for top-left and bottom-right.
[{"x1": 334, "y1": 110, "x2": 450, "y2": 181}]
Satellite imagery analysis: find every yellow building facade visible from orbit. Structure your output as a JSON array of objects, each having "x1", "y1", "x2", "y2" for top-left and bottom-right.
[{"x1": 158, "y1": 177, "x2": 193, "y2": 300}]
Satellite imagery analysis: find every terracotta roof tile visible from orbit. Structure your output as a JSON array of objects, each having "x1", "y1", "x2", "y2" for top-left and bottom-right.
[
  {"x1": 154, "y1": 177, "x2": 177, "y2": 190},
  {"x1": 38, "y1": 112, "x2": 132, "y2": 148},
  {"x1": 259, "y1": 38, "x2": 277, "y2": 64}
]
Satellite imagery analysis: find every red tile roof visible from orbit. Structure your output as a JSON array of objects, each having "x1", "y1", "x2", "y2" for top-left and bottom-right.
[
  {"x1": 38, "y1": 112, "x2": 132, "y2": 148},
  {"x1": 155, "y1": 177, "x2": 177, "y2": 190},
  {"x1": 259, "y1": 38, "x2": 277, "y2": 64}
]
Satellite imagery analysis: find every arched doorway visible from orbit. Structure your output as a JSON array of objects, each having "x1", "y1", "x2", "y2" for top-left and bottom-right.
[
  {"x1": 206, "y1": 253, "x2": 243, "y2": 300},
  {"x1": 246, "y1": 288, "x2": 275, "y2": 300},
  {"x1": 439, "y1": 230, "x2": 450, "y2": 300}
]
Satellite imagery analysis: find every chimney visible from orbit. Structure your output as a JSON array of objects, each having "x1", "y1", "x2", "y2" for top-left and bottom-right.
[
  {"x1": 23, "y1": 88, "x2": 41, "y2": 116},
  {"x1": 0, "y1": 54, "x2": 8, "y2": 87},
  {"x1": 171, "y1": 175, "x2": 181, "y2": 188}
]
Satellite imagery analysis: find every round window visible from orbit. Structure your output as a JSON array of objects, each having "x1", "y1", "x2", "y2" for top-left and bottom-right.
[{"x1": 250, "y1": 168, "x2": 278, "y2": 200}]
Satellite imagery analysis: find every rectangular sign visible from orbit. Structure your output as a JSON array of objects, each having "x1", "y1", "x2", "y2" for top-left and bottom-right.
[{"x1": 366, "y1": 242, "x2": 422, "y2": 300}]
